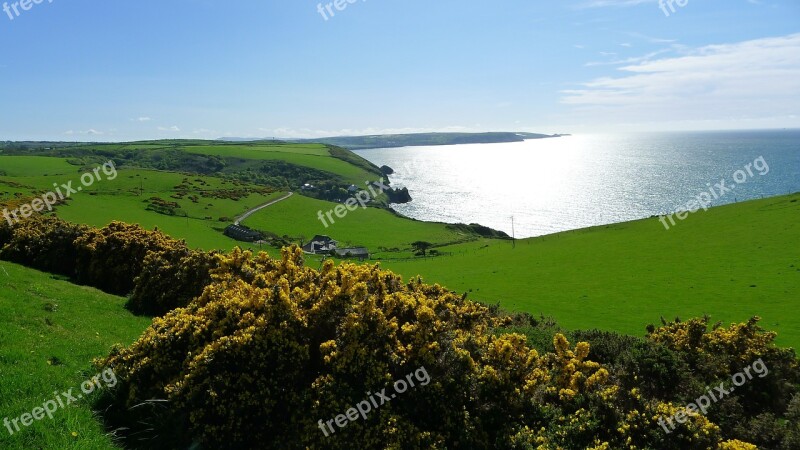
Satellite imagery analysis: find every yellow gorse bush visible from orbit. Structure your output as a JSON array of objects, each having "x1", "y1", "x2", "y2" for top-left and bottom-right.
[
  {"x1": 0, "y1": 210, "x2": 792, "y2": 448},
  {"x1": 96, "y1": 246, "x2": 768, "y2": 449}
]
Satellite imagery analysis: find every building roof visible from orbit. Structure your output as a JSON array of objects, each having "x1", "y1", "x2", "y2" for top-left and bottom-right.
[
  {"x1": 335, "y1": 247, "x2": 370, "y2": 257},
  {"x1": 310, "y1": 235, "x2": 337, "y2": 243},
  {"x1": 224, "y1": 224, "x2": 263, "y2": 242},
  {"x1": 302, "y1": 235, "x2": 339, "y2": 254}
]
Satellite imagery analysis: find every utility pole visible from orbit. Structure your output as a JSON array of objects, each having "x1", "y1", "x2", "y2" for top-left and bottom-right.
[{"x1": 511, "y1": 216, "x2": 516, "y2": 249}]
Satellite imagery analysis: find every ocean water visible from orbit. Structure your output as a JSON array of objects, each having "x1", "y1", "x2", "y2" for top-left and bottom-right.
[{"x1": 354, "y1": 130, "x2": 800, "y2": 238}]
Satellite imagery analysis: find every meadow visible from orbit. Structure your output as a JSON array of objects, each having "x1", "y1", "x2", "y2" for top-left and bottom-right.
[
  {"x1": 184, "y1": 143, "x2": 378, "y2": 185},
  {"x1": 1, "y1": 142, "x2": 798, "y2": 349},
  {"x1": 382, "y1": 193, "x2": 800, "y2": 348},
  {"x1": 240, "y1": 194, "x2": 472, "y2": 255},
  {"x1": 0, "y1": 262, "x2": 150, "y2": 449}
]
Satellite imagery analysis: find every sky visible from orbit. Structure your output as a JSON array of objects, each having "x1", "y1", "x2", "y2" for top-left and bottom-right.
[{"x1": 0, "y1": 0, "x2": 798, "y2": 141}]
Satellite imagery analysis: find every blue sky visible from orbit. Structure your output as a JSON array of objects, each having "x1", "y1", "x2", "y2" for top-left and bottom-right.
[{"x1": 0, "y1": 0, "x2": 798, "y2": 141}]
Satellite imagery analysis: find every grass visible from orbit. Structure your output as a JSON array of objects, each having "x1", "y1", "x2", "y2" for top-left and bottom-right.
[
  {"x1": 185, "y1": 143, "x2": 378, "y2": 185},
  {"x1": 241, "y1": 194, "x2": 470, "y2": 255},
  {"x1": 0, "y1": 143, "x2": 798, "y2": 449},
  {"x1": 381, "y1": 192, "x2": 800, "y2": 348},
  {"x1": 0, "y1": 262, "x2": 151, "y2": 450},
  {"x1": 0, "y1": 157, "x2": 76, "y2": 177},
  {"x1": 2, "y1": 146, "x2": 797, "y2": 350},
  {"x1": 2, "y1": 163, "x2": 281, "y2": 252},
  {"x1": 185, "y1": 143, "x2": 331, "y2": 156}
]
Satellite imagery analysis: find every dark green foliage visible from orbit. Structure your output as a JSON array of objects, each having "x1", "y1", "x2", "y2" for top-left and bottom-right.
[
  {"x1": 127, "y1": 248, "x2": 217, "y2": 316},
  {"x1": 495, "y1": 312, "x2": 564, "y2": 354},
  {"x1": 73, "y1": 222, "x2": 183, "y2": 295},
  {"x1": 0, "y1": 214, "x2": 87, "y2": 277},
  {"x1": 225, "y1": 160, "x2": 341, "y2": 191},
  {"x1": 569, "y1": 329, "x2": 693, "y2": 400},
  {"x1": 446, "y1": 223, "x2": 511, "y2": 239},
  {"x1": 411, "y1": 241, "x2": 433, "y2": 256},
  {"x1": 0, "y1": 213, "x2": 218, "y2": 316}
]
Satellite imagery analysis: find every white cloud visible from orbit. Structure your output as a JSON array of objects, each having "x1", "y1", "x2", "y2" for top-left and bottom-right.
[
  {"x1": 64, "y1": 129, "x2": 103, "y2": 136},
  {"x1": 135, "y1": 117, "x2": 151, "y2": 122},
  {"x1": 157, "y1": 125, "x2": 181, "y2": 132},
  {"x1": 625, "y1": 32, "x2": 677, "y2": 44},
  {"x1": 561, "y1": 33, "x2": 800, "y2": 127},
  {"x1": 585, "y1": 48, "x2": 673, "y2": 66}
]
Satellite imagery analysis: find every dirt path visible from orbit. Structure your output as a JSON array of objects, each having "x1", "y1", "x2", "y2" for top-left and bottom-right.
[{"x1": 234, "y1": 192, "x2": 294, "y2": 225}]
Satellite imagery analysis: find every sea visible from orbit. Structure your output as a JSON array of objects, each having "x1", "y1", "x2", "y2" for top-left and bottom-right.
[{"x1": 354, "y1": 130, "x2": 800, "y2": 238}]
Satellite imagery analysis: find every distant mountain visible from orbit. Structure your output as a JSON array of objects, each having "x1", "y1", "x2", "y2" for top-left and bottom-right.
[{"x1": 218, "y1": 132, "x2": 568, "y2": 150}]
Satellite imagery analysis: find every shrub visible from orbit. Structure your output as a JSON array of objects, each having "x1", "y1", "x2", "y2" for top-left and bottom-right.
[
  {"x1": 647, "y1": 316, "x2": 800, "y2": 447},
  {"x1": 570, "y1": 329, "x2": 693, "y2": 401},
  {"x1": 0, "y1": 214, "x2": 88, "y2": 277},
  {"x1": 127, "y1": 248, "x2": 218, "y2": 316},
  {"x1": 98, "y1": 248, "x2": 773, "y2": 450},
  {"x1": 74, "y1": 221, "x2": 188, "y2": 296}
]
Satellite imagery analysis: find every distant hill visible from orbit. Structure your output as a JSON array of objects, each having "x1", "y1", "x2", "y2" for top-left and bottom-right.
[{"x1": 220, "y1": 132, "x2": 568, "y2": 150}]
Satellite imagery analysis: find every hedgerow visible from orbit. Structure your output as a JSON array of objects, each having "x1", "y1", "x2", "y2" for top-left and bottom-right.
[
  {"x1": 0, "y1": 211, "x2": 215, "y2": 314},
  {"x1": 0, "y1": 213, "x2": 88, "y2": 276}
]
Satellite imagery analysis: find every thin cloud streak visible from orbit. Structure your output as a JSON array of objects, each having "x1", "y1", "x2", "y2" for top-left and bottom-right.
[{"x1": 561, "y1": 34, "x2": 800, "y2": 126}]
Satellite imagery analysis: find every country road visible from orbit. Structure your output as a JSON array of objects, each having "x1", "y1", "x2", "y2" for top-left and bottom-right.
[{"x1": 234, "y1": 192, "x2": 294, "y2": 225}]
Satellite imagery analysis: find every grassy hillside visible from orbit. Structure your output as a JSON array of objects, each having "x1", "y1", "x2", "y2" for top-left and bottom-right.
[
  {"x1": 0, "y1": 141, "x2": 382, "y2": 188},
  {"x1": 241, "y1": 194, "x2": 471, "y2": 255},
  {"x1": 0, "y1": 146, "x2": 477, "y2": 254},
  {"x1": 1, "y1": 142, "x2": 797, "y2": 350},
  {"x1": 382, "y1": 192, "x2": 800, "y2": 348},
  {"x1": 0, "y1": 262, "x2": 150, "y2": 449},
  {"x1": 0, "y1": 142, "x2": 395, "y2": 252},
  {"x1": 184, "y1": 143, "x2": 376, "y2": 184},
  {"x1": 1, "y1": 161, "x2": 279, "y2": 251}
]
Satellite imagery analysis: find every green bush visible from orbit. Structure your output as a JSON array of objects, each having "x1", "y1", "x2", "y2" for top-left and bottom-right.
[
  {"x1": 0, "y1": 214, "x2": 87, "y2": 277},
  {"x1": 127, "y1": 248, "x2": 217, "y2": 316},
  {"x1": 647, "y1": 317, "x2": 800, "y2": 447},
  {"x1": 570, "y1": 329, "x2": 693, "y2": 401},
  {"x1": 74, "y1": 221, "x2": 188, "y2": 296}
]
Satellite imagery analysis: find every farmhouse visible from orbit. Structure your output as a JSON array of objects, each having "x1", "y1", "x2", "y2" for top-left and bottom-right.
[
  {"x1": 302, "y1": 235, "x2": 338, "y2": 254},
  {"x1": 223, "y1": 224, "x2": 264, "y2": 242},
  {"x1": 335, "y1": 247, "x2": 370, "y2": 261}
]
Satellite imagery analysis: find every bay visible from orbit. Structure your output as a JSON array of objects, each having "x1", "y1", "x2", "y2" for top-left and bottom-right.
[{"x1": 355, "y1": 130, "x2": 800, "y2": 238}]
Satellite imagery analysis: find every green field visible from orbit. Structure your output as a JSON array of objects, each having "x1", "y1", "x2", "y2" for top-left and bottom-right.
[
  {"x1": 0, "y1": 157, "x2": 77, "y2": 177},
  {"x1": 1, "y1": 143, "x2": 798, "y2": 350},
  {"x1": 1, "y1": 160, "x2": 283, "y2": 251},
  {"x1": 241, "y1": 194, "x2": 470, "y2": 256},
  {"x1": 382, "y1": 193, "x2": 800, "y2": 348},
  {"x1": 183, "y1": 143, "x2": 378, "y2": 185},
  {"x1": 1, "y1": 142, "x2": 798, "y2": 449},
  {"x1": 0, "y1": 262, "x2": 151, "y2": 449}
]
